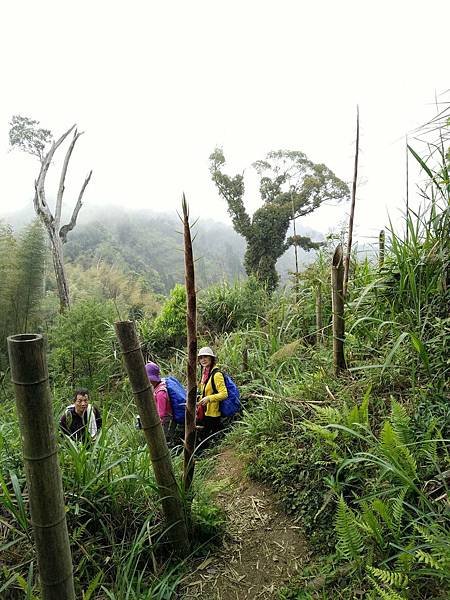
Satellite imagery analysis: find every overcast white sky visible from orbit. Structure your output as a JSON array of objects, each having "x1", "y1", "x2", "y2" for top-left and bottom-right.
[{"x1": 0, "y1": 0, "x2": 448, "y2": 244}]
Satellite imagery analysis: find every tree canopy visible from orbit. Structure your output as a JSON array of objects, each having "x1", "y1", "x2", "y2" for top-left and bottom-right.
[{"x1": 210, "y1": 148, "x2": 349, "y2": 289}]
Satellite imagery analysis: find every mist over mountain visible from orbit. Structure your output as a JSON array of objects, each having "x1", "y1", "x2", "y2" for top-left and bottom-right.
[{"x1": 1, "y1": 203, "x2": 324, "y2": 293}]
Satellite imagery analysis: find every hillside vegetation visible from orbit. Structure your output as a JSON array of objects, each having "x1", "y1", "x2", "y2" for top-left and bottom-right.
[{"x1": 0, "y1": 113, "x2": 448, "y2": 599}]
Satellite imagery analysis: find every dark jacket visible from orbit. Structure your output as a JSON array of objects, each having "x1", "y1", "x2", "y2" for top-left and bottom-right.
[{"x1": 60, "y1": 405, "x2": 102, "y2": 442}]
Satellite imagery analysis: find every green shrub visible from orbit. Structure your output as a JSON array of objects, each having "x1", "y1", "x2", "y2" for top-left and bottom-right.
[{"x1": 198, "y1": 276, "x2": 269, "y2": 335}]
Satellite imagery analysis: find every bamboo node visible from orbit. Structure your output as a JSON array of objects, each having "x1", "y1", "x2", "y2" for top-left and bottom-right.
[
  {"x1": 142, "y1": 421, "x2": 163, "y2": 432},
  {"x1": 41, "y1": 571, "x2": 74, "y2": 587},
  {"x1": 23, "y1": 449, "x2": 58, "y2": 462},
  {"x1": 120, "y1": 345, "x2": 142, "y2": 355},
  {"x1": 10, "y1": 376, "x2": 48, "y2": 386},
  {"x1": 32, "y1": 512, "x2": 67, "y2": 529},
  {"x1": 133, "y1": 384, "x2": 153, "y2": 395},
  {"x1": 152, "y1": 451, "x2": 171, "y2": 463}
]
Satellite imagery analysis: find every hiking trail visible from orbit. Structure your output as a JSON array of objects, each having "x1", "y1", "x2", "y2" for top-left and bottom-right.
[{"x1": 181, "y1": 447, "x2": 309, "y2": 599}]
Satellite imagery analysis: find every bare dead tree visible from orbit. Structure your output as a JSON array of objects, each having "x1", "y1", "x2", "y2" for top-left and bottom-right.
[
  {"x1": 181, "y1": 194, "x2": 198, "y2": 494},
  {"x1": 9, "y1": 116, "x2": 92, "y2": 312},
  {"x1": 343, "y1": 105, "x2": 359, "y2": 298}
]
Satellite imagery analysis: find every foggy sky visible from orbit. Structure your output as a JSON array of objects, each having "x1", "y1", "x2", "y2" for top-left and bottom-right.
[{"x1": 0, "y1": 0, "x2": 448, "y2": 243}]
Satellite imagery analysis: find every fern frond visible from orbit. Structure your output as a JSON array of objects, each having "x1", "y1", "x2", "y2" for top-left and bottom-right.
[
  {"x1": 311, "y1": 404, "x2": 343, "y2": 425},
  {"x1": 380, "y1": 421, "x2": 417, "y2": 481},
  {"x1": 372, "y1": 498, "x2": 393, "y2": 531},
  {"x1": 396, "y1": 549, "x2": 415, "y2": 574},
  {"x1": 360, "y1": 501, "x2": 384, "y2": 546},
  {"x1": 358, "y1": 386, "x2": 371, "y2": 427},
  {"x1": 345, "y1": 404, "x2": 361, "y2": 428},
  {"x1": 368, "y1": 566, "x2": 408, "y2": 588},
  {"x1": 335, "y1": 496, "x2": 365, "y2": 560},
  {"x1": 303, "y1": 420, "x2": 338, "y2": 441},
  {"x1": 415, "y1": 549, "x2": 443, "y2": 571},
  {"x1": 391, "y1": 487, "x2": 407, "y2": 537},
  {"x1": 414, "y1": 523, "x2": 438, "y2": 547},
  {"x1": 367, "y1": 576, "x2": 407, "y2": 600},
  {"x1": 390, "y1": 398, "x2": 412, "y2": 445}
]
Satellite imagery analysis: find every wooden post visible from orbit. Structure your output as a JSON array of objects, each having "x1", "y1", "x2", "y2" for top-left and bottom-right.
[
  {"x1": 379, "y1": 229, "x2": 385, "y2": 269},
  {"x1": 331, "y1": 245, "x2": 347, "y2": 374},
  {"x1": 315, "y1": 282, "x2": 323, "y2": 345},
  {"x1": 7, "y1": 334, "x2": 75, "y2": 600},
  {"x1": 114, "y1": 321, "x2": 189, "y2": 556},
  {"x1": 181, "y1": 194, "x2": 197, "y2": 494}
]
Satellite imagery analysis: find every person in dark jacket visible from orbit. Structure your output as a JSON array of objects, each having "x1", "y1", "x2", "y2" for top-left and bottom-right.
[{"x1": 60, "y1": 388, "x2": 102, "y2": 442}]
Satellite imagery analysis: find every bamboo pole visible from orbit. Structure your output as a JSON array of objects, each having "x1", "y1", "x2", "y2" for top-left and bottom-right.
[
  {"x1": 315, "y1": 282, "x2": 323, "y2": 345},
  {"x1": 331, "y1": 245, "x2": 347, "y2": 374},
  {"x1": 343, "y1": 105, "x2": 359, "y2": 298},
  {"x1": 379, "y1": 229, "x2": 385, "y2": 269},
  {"x1": 291, "y1": 190, "x2": 299, "y2": 301},
  {"x1": 114, "y1": 321, "x2": 189, "y2": 555},
  {"x1": 405, "y1": 135, "x2": 409, "y2": 243},
  {"x1": 181, "y1": 194, "x2": 197, "y2": 493},
  {"x1": 7, "y1": 334, "x2": 75, "y2": 600}
]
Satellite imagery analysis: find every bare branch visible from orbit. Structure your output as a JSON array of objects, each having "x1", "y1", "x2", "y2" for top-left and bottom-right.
[
  {"x1": 35, "y1": 124, "x2": 77, "y2": 224},
  {"x1": 59, "y1": 170, "x2": 92, "y2": 243},
  {"x1": 55, "y1": 129, "x2": 83, "y2": 227},
  {"x1": 34, "y1": 175, "x2": 53, "y2": 228}
]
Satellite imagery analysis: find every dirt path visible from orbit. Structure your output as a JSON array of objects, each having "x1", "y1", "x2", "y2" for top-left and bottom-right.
[{"x1": 181, "y1": 448, "x2": 308, "y2": 599}]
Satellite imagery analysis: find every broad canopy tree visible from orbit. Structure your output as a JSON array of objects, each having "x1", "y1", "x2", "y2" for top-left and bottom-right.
[
  {"x1": 210, "y1": 148, "x2": 349, "y2": 290},
  {"x1": 9, "y1": 115, "x2": 92, "y2": 312}
]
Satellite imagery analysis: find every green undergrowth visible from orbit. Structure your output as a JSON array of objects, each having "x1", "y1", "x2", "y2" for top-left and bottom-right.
[{"x1": 0, "y1": 386, "x2": 226, "y2": 599}]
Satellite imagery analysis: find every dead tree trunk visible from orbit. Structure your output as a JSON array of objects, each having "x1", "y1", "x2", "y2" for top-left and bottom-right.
[
  {"x1": 181, "y1": 195, "x2": 198, "y2": 494},
  {"x1": 7, "y1": 334, "x2": 75, "y2": 600},
  {"x1": 34, "y1": 126, "x2": 92, "y2": 312},
  {"x1": 343, "y1": 105, "x2": 359, "y2": 298},
  {"x1": 114, "y1": 320, "x2": 189, "y2": 556},
  {"x1": 332, "y1": 245, "x2": 346, "y2": 374}
]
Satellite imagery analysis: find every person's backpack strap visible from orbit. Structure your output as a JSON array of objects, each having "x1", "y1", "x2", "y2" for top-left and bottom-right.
[
  {"x1": 64, "y1": 405, "x2": 74, "y2": 430},
  {"x1": 209, "y1": 367, "x2": 220, "y2": 395}
]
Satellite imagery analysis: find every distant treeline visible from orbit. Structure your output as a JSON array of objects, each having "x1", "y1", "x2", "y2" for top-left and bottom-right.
[{"x1": 1, "y1": 204, "x2": 321, "y2": 294}]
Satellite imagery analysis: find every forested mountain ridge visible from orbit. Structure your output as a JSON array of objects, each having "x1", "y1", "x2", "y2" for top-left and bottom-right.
[{"x1": 2, "y1": 204, "x2": 323, "y2": 293}]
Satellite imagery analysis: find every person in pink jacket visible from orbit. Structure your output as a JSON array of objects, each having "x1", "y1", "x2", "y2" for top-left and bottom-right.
[{"x1": 144, "y1": 361, "x2": 180, "y2": 447}]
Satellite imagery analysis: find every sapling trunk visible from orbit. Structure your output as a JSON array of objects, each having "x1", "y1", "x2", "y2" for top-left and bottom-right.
[
  {"x1": 332, "y1": 245, "x2": 347, "y2": 374},
  {"x1": 343, "y1": 105, "x2": 359, "y2": 298},
  {"x1": 114, "y1": 320, "x2": 189, "y2": 556},
  {"x1": 379, "y1": 229, "x2": 385, "y2": 269},
  {"x1": 181, "y1": 194, "x2": 197, "y2": 493},
  {"x1": 315, "y1": 282, "x2": 323, "y2": 345},
  {"x1": 7, "y1": 334, "x2": 75, "y2": 600}
]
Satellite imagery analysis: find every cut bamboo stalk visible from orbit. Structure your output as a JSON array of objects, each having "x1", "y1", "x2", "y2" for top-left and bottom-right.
[
  {"x1": 114, "y1": 321, "x2": 189, "y2": 555},
  {"x1": 332, "y1": 245, "x2": 347, "y2": 374},
  {"x1": 343, "y1": 105, "x2": 359, "y2": 298},
  {"x1": 379, "y1": 229, "x2": 385, "y2": 269},
  {"x1": 7, "y1": 334, "x2": 75, "y2": 600},
  {"x1": 181, "y1": 194, "x2": 197, "y2": 493},
  {"x1": 315, "y1": 282, "x2": 323, "y2": 345}
]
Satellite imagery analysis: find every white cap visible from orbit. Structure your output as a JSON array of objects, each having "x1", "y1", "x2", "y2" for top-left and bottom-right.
[{"x1": 197, "y1": 346, "x2": 216, "y2": 358}]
